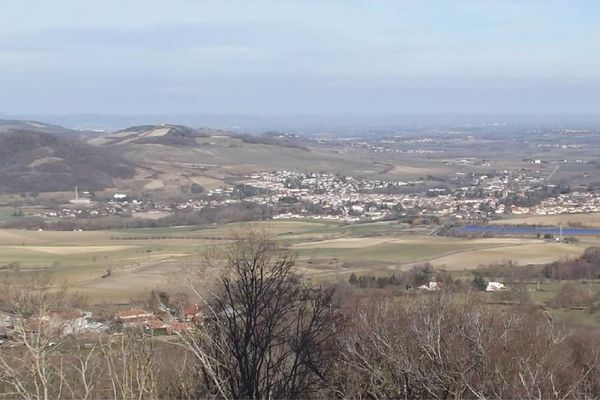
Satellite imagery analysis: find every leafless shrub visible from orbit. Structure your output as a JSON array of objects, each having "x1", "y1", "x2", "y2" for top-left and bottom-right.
[
  {"x1": 332, "y1": 291, "x2": 599, "y2": 399},
  {"x1": 549, "y1": 283, "x2": 594, "y2": 309},
  {"x1": 0, "y1": 272, "x2": 160, "y2": 400}
]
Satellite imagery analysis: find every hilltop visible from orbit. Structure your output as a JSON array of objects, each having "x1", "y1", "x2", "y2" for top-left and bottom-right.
[
  {"x1": 50, "y1": 121, "x2": 385, "y2": 201},
  {"x1": 93, "y1": 125, "x2": 379, "y2": 190},
  {"x1": 89, "y1": 124, "x2": 210, "y2": 146},
  {"x1": 0, "y1": 130, "x2": 135, "y2": 193},
  {"x1": 89, "y1": 124, "x2": 309, "y2": 149}
]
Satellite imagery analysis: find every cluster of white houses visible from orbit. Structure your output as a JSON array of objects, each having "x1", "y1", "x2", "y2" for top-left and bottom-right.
[
  {"x1": 31, "y1": 169, "x2": 600, "y2": 224},
  {"x1": 241, "y1": 171, "x2": 600, "y2": 222}
]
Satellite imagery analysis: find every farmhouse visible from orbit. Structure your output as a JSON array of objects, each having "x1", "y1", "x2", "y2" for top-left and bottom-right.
[
  {"x1": 114, "y1": 308, "x2": 154, "y2": 328},
  {"x1": 182, "y1": 303, "x2": 203, "y2": 322},
  {"x1": 417, "y1": 282, "x2": 440, "y2": 291},
  {"x1": 486, "y1": 281, "x2": 507, "y2": 292}
]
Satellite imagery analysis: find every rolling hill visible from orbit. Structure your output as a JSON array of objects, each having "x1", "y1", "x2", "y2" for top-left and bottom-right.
[
  {"x1": 0, "y1": 120, "x2": 359, "y2": 197},
  {"x1": 0, "y1": 119, "x2": 89, "y2": 137},
  {"x1": 0, "y1": 130, "x2": 135, "y2": 193},
  {"x1": 78, "y1": 123, "x2": 383, "y2": 199},
  {"x1": 0, "y1": 120, "x2": 414, "y2": 197},
  {"x1": 89, "y1": 124, "x2": 209, "y2": 146}
]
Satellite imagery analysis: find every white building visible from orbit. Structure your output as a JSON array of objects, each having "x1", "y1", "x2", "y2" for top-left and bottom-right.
[
  {"x1": 486, "y1": 281, "x2": 507, "y2": 292},
  {"x1": 417, "y1": 282, "x2": 440, "y2": 291}
]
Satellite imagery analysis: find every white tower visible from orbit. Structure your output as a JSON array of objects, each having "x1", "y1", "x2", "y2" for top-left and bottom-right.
[{"x1": 559, "y1": 224, "x2": 563, "y2": 242}]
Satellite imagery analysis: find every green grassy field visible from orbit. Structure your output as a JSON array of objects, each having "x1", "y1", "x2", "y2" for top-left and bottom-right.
[
  {"x1": 294, "y1": 240, "x2": 495, "y2": 264},
  {"x1": 493, "y1": 212, "x2": 600, "y2": 228},
  {"x1": 0, "y1": 208, "x2": 18, "y2": 221},
  {"x1": 0, "y1": 207, "x2": 51, "y2": 222},
  {"x1": 0, "y1": 219, "x2": 597, "y2": 306}
]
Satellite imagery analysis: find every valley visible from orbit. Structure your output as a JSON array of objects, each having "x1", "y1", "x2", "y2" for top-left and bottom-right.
[
  {"x1": 4, "y1": 3, "x2": 600, "y2": 397},
  {"x1": 2, "y1": 119, "x2": 600, "y2": 323}
]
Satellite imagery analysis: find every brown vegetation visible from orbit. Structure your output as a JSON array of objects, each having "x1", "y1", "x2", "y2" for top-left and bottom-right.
[
  {"x1": 332, "y1": 293, "x2": 600, "y2": 399},
  {"x1": 544, "y1": 247, "x2": 600, "y2": 280},
  {"x1": 3, "y1": 234, "x2": 600, "y2": 399},
  {"x1": 0, "y1": 130, "x2": 134, "y2": 193}
]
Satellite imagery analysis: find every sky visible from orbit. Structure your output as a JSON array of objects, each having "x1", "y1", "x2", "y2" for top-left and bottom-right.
[{"x1": 1, "y1": 0, "x2": 600, "y2": 116}]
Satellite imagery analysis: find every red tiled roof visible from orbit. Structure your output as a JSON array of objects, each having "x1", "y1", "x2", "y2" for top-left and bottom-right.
[
  {"x1": 115, "y1": 308, "x2": 153, "y2": 319},
  {"x1": 183, "y1": 304, "x2": 201, "y2": 316},
  {"x1": 48, "y1": 311, "x2": 84, "y2": 320},
  {"x1": 167, "y1": 322, "x2": 194, "y2": 334},
  {"x1": 143, "y1": 318, "x2": 166, "y2": 330}
]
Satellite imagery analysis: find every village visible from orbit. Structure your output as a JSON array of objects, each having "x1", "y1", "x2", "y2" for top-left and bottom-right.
[
  {"x1": 0, "y1": 294, "x2": 203, "y2": 345},
  {"x1": 24, "y1": 167, "x2": 600, "y2": 225},
  {"x1": 238, "y1": 170, "x2": 600, "y2": 222}
]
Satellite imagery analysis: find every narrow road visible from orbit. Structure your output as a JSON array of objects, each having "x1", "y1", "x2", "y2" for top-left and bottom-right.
[{"x1": 547, "y1": 165, "x2": 560, "y2": 181}]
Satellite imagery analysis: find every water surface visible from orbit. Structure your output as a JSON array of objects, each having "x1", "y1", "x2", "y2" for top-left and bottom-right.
[{"x1": 454, "y1": 225, "x2": 600, "y2": 236}]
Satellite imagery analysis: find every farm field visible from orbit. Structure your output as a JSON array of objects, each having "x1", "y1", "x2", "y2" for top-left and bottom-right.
[
  {"x1": 294, "y1": 236, "x2": 512, "y2": 265},
  {"x1": 422, "y1": 241, "x2": 587, "y2": 270},
  {"x1": 0, "y1": 220, "x2": 338, "y2": 303},
  {"x1": 493, "y1": 212, "x2": 600, "y2": 228},
  {"x1": 1, "y1": 219, "x2": 594, "y2": 304}
]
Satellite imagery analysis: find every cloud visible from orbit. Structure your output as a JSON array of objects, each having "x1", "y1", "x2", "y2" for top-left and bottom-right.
[{"x1": 1, "y1": 0, "x2": 600, "y2": 114}]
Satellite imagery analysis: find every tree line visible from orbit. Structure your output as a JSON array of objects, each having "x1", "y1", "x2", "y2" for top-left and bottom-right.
[{"x1": 0, "y1": 202, "x2": 274, "y2": 231}]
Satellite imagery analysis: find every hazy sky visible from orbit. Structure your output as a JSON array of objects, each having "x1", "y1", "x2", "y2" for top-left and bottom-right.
[{"x1": 2, "y1": 0, "x2": 600, "y2": 115}]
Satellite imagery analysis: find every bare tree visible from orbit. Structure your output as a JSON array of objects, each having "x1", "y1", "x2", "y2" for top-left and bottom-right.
[
  {"x1": 182, "y1": 231, "x2": 344, "y2": 399},
  {"x1": 0, "y1": 272, "x2": 161, "y2": 400},
  {"x1": 97, "y1": 329, "x2": 159, "y2": 400},
  {"x1": 332, "y1": 291, "x2": 600, "y2": 400},
  {"x1": 0, "y1": 271, "x2": 72, "y2": 400}
]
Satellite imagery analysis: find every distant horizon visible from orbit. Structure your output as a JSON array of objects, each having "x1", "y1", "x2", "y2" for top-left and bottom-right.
[{"x1": 4, "y1": 111, "x2": 600, "y2": 133}]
